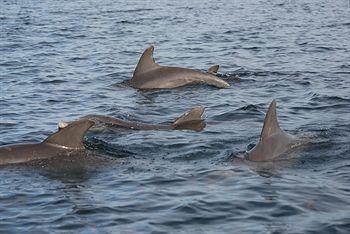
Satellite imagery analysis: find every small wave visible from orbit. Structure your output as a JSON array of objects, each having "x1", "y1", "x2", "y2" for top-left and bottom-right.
[
  {"x1": 212, "y1": 105, "x2": 262, "y2": 121},
  {"x1": 236, "y1": 104, "x2": 260, "y2": 112},
  {"x1": 39, "y1": 79, "x2": 67, "y2": 84},
  {"x1": 292, "y1": 103, "x2": 349, "y2": 111},
  {"x1": 0, "y1": 120, "x2": 17, "y2": 126},
  {"x1": 69, "y1": 57, "x2": 88, "y2": 62},
  {"x1": 116, "y1": 20, "x2": 137, "y2": 25},
  {"x1": 228, "y1": 68, "x2": 309, "y2": 78},
  {"x1": 301, "y1": 46, "x2": 343, "y2": 52},
  {"x1": 121, "y1": 8, "x2": 155, "y2": 13},
  {"x1": 223, "y1": 30, "x2": 241, "y2": 34},
  {"x1": 311, "y1": 95, "x2": 350, "y2": 103}
]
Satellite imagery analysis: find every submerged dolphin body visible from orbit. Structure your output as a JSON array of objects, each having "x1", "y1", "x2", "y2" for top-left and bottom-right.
[
  {"x1": 246, "y1": 100, "x2": 296, "y2": 162},
  {"x1": 128, "y1": 46, "x2": 230, "y2": 89},
  {"x1": 0, "y1": 119, "x2": 94, "y2": 166},
  {"x1": 59, "y1": 107, "x2": 206, "y2": 132}
]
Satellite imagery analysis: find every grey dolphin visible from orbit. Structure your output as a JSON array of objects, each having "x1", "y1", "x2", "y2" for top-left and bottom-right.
[
  {"x1": 246, "y1": 100, "x2": 296, "y2": 162},
  {"x1": 59, "y1": 107, "x2": 206, "y2": 132},
  {"x1": 128, "y1": 46, "x2": 230, "y2": 89},
  {"x1": 0, "y1": 119, "x2": 94, "y2": 165}
]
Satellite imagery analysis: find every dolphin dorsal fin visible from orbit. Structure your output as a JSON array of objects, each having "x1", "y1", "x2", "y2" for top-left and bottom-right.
[
  {"x1": 133, "y1": 46, "x2": 159, "y2": 77},
  {"x1": 208, "y1": 65, "x2": 219, "y2": 74},
  {"x1": 44, "y1": 119, "x2": 94, "y2": 149},
  {"x1": 260, "y1": 100, "x2": 282, "y2": 141},
  {"x1": 173, "y1": 106, "x2": 205, "y2": 125},
  {"x1": 172, "y1": 106, "x2": 205, "y2": 131}
]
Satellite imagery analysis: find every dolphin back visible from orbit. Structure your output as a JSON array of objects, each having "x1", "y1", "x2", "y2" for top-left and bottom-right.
[
  {"x1": 247, "y1": 100, "x2": 294, "y2": 161},
  {"x1": 130, "y1": 46, "x2": 229, "y2": 89}
]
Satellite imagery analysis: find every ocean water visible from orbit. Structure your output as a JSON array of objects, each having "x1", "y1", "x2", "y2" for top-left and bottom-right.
[{"x1": 0, "y1": 0, "x2": 349, "y2": 233}]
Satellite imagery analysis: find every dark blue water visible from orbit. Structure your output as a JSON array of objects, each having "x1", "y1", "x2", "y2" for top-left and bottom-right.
[{"x1": 1, "y1": 0, "x2": 350, "y2": 233}]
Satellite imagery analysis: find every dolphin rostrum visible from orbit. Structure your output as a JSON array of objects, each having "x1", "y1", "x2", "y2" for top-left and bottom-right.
[
  {"x1": 128, "y1": 46, "x2": 230, "y2": 89},
  {"x1": 0, "y1": 119, "x2": 94, "y2": 166},
  {"x1": 246, "y1": 100, "x2": 296, "y2": 162},
  {"x1": 59, "y1": 107, "x2": 206, "y2": 132}
]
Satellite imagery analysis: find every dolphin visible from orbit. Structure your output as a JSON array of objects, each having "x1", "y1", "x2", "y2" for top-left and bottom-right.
[
  {"x1": 245, "y1": 100, "x2": 296, "y2": 162},
  {"x1": 128, "y1": 46, "x2": 230, "y2": 89},
  {"x1": 0, "y1": 119, "x2": 94, "y2": 166},
  {"x1": 58, "y1": 106, "x2": 206, "y2": 132}
]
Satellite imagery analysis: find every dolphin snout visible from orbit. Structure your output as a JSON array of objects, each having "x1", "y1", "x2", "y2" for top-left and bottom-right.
[{"x1": 222, "y1": 82, "x2": 230, "y2": 88}]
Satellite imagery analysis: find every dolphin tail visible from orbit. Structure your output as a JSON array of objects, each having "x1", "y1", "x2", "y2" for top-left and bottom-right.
[
  {"x1": 45, "y1": 119, "x2": 95, "y2": 149},
  {"x1": 172, "y1": 107, "x2": 206, "y2": 132},
  {"x1": 260, "y1": 100, "x2": 283, "y2": 141}
]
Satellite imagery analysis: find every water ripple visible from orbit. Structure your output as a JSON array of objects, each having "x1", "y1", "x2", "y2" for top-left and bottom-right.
[{"x1": 0, "y1": 0, "x2": 349, "y2": 233}]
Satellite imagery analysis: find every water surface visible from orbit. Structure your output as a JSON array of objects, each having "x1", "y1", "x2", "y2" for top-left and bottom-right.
[{"x1": 0, "y1": 0, "x2": 349, "y2": 233}]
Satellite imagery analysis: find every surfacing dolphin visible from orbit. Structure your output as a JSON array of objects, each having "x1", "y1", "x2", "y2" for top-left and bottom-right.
[
  {"x1": 0, "y1": 119, "x2": 94, "y2": 166},
  {"x1": 59, "y1": 107, "x2": 206, "y2": 132},
  {"x1": 128, "y1": 46, "x2": 230, "y2": 89},
  {"x1": 245, "y1": 100, "x2": 296, "y2": 162}
]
